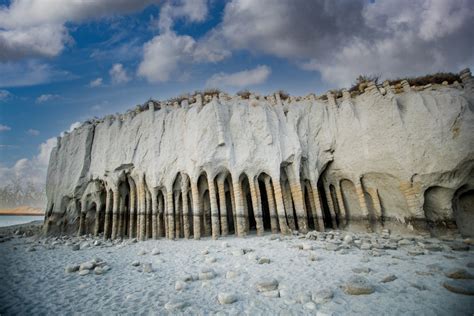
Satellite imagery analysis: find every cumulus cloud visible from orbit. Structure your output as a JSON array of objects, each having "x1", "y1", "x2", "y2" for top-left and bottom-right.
[
  {"x1": 0, "y1": 89, "x2": 11, "y2": 101},
  {"x1": 138, "y1": 0, "x2": 229, "y2": 83},
  {"x1": 0, "y1": 0, "x2": 157, "y2": 61},
  {"x1": 27, "y1": 129, "x2": 40, "y2": 136},
  {"x1": 89, "y1": 77, "x2": 103, "y2": 87},
  {"x1": 206, "y1": 65, "x2": 271, "y2": 88},
  {"x1": 0, "y1": 124, "x2": 11, "y2": 132},
  {"x1": 109, "y1": 63, "x2": 130, "y2": 84},
  {"x1": 210, "y1": 0, "x2": 474, "y2": 87},
  {"x1": 0, "y1": 121, "x2": 80, "y2": 198},
  {"x1": 36, "y1": 94, "x2": 60, "y2": 103}
]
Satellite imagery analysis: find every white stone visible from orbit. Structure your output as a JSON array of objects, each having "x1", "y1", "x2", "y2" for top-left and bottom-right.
[{"x1": 217, "y1": 293, "x2": 238, "y2": 304}]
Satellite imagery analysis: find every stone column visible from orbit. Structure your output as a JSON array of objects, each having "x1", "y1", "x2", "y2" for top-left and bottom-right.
[
  {"x1": 272, "y1": 179, "x2": 290, "y2": 235},
  {"x1": 304, "y1": 182, "x2": 318, "y2": 231},
  {"x1": 229, "y1": 180, "x2": 237, "y2": 233},
  {"x1": 103, "y1": 190, "x2": 112, "y2": 239},
  {"x1": 335, "y1": 184, "x2": 348, "y2": 227},
  {"x1": 182, "y1": 189, "x2": 190, "y2": 239},
  {"x1": 139, "y1": 181, "x2": 146, "y2": 241},
  {"x1": 151, "y1": 190, "x2": 158, "y2": 239},
  {"x1": 208, "y1": 177, "x2": 220, "y2": 239},
  {"x1": 78, "y1": 202, "x2": 86, "y2": 236},
  {"x1": 118, "y1": 196, "x2": 125, "y2": 238},
  {"x1": 157, "y1": 194, "x2": 164, "y2": 237},
  {"x1": 191, "y1": 181, "x2": 201, "y2": 239},
  {"x1": 167, "y1": 190, "x2": 175, "y2": 239},
  {"x1": 233, "y1": 179, "x2": 246, "y2": 237},
  {"x1": 174, "y1": 192, "x2": 181, "y2": 238},
  {"x1": 355, "y1": 178, "x2": 370, "y2": 230},
  {"x1": 217, "y1": 178, "x2": 228, "y2": 236},
  {"x1": 163, "y1": 191, "x2": 168, "y2": 237},
  {"x1": 287, "y1": 174, "x2": 309, "y2": 233},
  {"x1": 111, "y1": 189, "x2": 120, "y2": 240},
  {"x1": 249, "y1": 177, "x2": 264, "y2": 236},
  {"x1": 93, "y1": 202, "x2": 101, "y2": 236},
  {"x1": 129, "y1": 182, "x2": 136, "y2": 238},
  {"x1": 310, "y1": 180, "x2": 325, "y2": 232},
  {"x1": 323, "y1": 184, "x2": 337, "y2": 229},
  {"x1": 282, "y1": 182, "x2": 296, "y2": 231},
  {"x1": 264, "y1": 177, "x2": 279, "y2": 234}
]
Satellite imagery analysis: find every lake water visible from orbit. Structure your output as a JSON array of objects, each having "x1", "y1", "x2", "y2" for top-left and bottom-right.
[{"x1": 0, "y1": 215, "x2": 44, "y2": 227}]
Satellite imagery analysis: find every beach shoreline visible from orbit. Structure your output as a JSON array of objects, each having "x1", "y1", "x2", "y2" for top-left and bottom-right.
[{"x1": 0, "y1": 226, "x2": 473, "y2": 315}]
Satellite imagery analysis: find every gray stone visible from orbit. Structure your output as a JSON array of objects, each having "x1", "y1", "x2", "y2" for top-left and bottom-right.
[
  {"x1": 151, "y1": 248, "x2": 160, "y2": 255},
  {"x1": 446, "y1": 269, "x2": 474, "y2": 280},
  {"x1": 261, "y1": 290, "x2": 280, "y2": 298},
  {"x1": 226, "y1": 271, "x2": 238, "y2": 279},
  {"x1": 451, "y1": 243, "x2": 470, "y2": 251},
  {"x1": 65, "y1": 264, "x2": 79, "y2": 273},
  {"x1": 381, "y1": 274, "x2": 397, "y2": 283},
  {"x1": 217, "y1": 293, "x2": 238, "y2": 304},
  {"x1": 94, "y1": 266, "x2": 104, "y2": 275},
  {"x1": 199, "y1": 268, "x2": 215, "y2": 280},
  {"x1": 175, "y1": 281, "x2": 186, "y2": 291},
  {"x1": 312, "y1": 289, "x2": 334, "y2": 304},
  {"x1": 258, "y1": 257, "x2": 271, "y2": 264},
  {"x1": 71, "y1": 244, "x2": 80, "y2": 251},
  {"x1": 443, "y1": 280, "x2": 474, "y2": 295},
  {"x1": 296, "y1": 292, "x2": 311, "y2": 304},
  {"x1": 79, "y1": 261, "x2": 95, "y2": 271},
  {"x1": 78, "y1": 269, "x2": 90, "y2": 276},
  {"x1": 165, "y1": 300, "x2": 188, "y2": 311},
  {"x1": 143, "y1": 263, "x2": 153, "y2": 273},
  {"x1": 352, "y1": 267, "x2": 370, "y2": 274},
  {"x1": 304, "y1": 302, "x2": 317, "y2": 310},
  {"x1": 256, "y1": 279, "x2": 279, "y2": 292},
  {"x1": 131, "y1": 261, "x2": 140, "y2": 267},
  {"x1": 343, "y1": 276, "x2": 375, "y2": 295}
]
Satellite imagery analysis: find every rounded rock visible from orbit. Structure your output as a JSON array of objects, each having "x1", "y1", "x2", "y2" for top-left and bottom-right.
[
  {"x1": 343, "y1": 276, "x2": 375, "y2": 295},
  {"x1": 217, "y1": 293, "x2": 238, "y2": 304}
]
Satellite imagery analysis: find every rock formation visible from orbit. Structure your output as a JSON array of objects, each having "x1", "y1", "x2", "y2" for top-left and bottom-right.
[{"x1": 43, "y1": 69, "x2": 474, "y2": 239}]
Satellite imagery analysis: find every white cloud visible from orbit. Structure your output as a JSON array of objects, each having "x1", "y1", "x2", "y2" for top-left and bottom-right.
[
  {"x1": 0, "y1": 0, "x2": 157, "y2": 61},
  {"x1": 0, "y1": 89, "x2": 11, "y2": 101},
  {"x1": 0, "y1": 122, "x2": 81, "y2": 198},
  {"x1": 206, "y1": 65, "x2": 271, "y2": 88},
  {"x1": 138, "y1": 32, "x2": 196, "y2": 82},
  {"x1": 89, "y1": 77, "x2": 103, "y2": 87},
  {"x1": 109, "y1": 63, "x2": 130, "y2": 84},
  {"x1": 36, "y1": 94, "x2": 60, "y2": 103},
  {"x1": 210, "y1": 0, "x2": 474, "y2": 87},
  {"x1": 0, "y1": 124, "x2": 11, "y2": 132},
  {"x1": 157, "y1": 0, "x2": 208, "y2": 32},
  {"x1": 27, "y1": 129, "x2": 40, "y2": 136}
]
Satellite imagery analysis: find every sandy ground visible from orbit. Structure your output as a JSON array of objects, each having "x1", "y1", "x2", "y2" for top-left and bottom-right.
[{"x1": 0, "y1": 223, "x2": 473, "y2": 315}]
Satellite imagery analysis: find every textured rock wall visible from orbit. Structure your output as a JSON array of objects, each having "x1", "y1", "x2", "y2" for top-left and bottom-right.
[{"x1": 44, "y1": 69, "x2": 474, "y2": 239}]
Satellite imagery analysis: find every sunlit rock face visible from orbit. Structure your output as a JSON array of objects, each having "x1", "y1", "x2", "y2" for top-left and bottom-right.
[{"x1": 44, "y1": 69, "x2": 474, "y2": 239}]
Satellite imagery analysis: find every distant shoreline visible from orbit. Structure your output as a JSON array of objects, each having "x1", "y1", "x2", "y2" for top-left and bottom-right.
[{"x1": 0, "y1": 206, "x2": 44, "y2": 216}]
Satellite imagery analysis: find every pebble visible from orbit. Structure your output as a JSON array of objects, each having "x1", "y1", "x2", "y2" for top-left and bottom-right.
[
  {"x1": 138, "y1": 249, "x2": 147, "y2": 256},
  {"x1": 201, "y1": 249, "x2": 209, "y2": 255},
  {"x1": 302, "y1": 243, "x2": 313, "y2": 250},
  {"x1": 381, "y1": 274, "x2": 397, "y2": 283},
  {"x1": 27, "y1": 246, "x2": 36, "y2": 252},
  {"x1": 304, "y1": 302, "x2": 317, "y2": 310},
  {"x1": 297, "y1": 292, "x2": 311, "y2": 304},
  {"x1": 232, "y1": 249, "x2": 244, "y2": 256},
  {"x1": 65, "y1": 264, "x2": 80, "y2": 273},
  {"x1": 199, "y1": 268, "x2": 215, "y2": 280},
  {"x1": 451, "y1": 243, "x2": 470, "y2": 251},
  {"x1": 352, "y1": 267, "x2": 370, "y2": 274},
  {"x1": 143, "y1": 263, "x2": 153, "y2": 273},
  {"x1": 325, "y1": 244, "x2": 339, "y2": 251},
  {"x1": 217, "y1": 293, "x2": 238, "y2": 304},
  {"x1": 443, "y1": 280, "x2": 474, "y2": 295},
  {"x1": 398, "y1": 239, "x2": 411, "y2": 246},
  {"x1": 312, "y1": 289, "x2": 334, "y2": 304},
  {"x1": 226, "y1": 271, "x2": 238, "y2": 279},
  {"x1": 343, "y1": 276, "x2": 375, "y2": 295},
  {"x1": 360, "y1": 243, "x2": 371, "y2": 250},
  {"x1": 94, "y1": 267, "x2": 104, "y2": 275},
  {"x1": 71, "y1": 244, "x2": 80, "y2": 251},
  {"x1": 261, "y1": 290, "x2": 280, "y2": 298},
  {"x1": 180, "y1": 274, "x2": 194, "y2": 282},
  {"x1": 131, "y1": 261, "x2": 140, "y2": 267},
  {"x1": 446, "y1": 269, "x2": 474, "y2": 280},
  {"x1": 205, "y1": 256, "x2": 217, "y2": 264},
  {"x1": 258, "y1": 257, "x2": 271, "y2": 264},
  {"x1": 343, "y1": 234, "x2": 353, "y2": 244},
  {"x1": 256, "y1": 279, "x2": 279, "y2": 292},
  {"x1": 79, "y1": 261, "x2": 95, "y2": 271},
  {"x1": 151, "y1": 248, "x2": 160, "y2": 255},
  {"x1": 221, "y1": 242, "x2": 229, "y2": 248},
  {"x1": 78, "y1": 269, "x2": 90, "y2": 276},
  {"x1": 175, "y1": 281, "x2": 186, "y2": 291},
  {"x1": 165, "y1": 300, "x2": 188, "y2": 311}
]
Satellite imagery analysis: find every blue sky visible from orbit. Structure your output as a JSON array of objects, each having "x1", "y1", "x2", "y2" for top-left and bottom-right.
[{"x1": 0, "y1": 0, "x2": 473, "y2": 189}]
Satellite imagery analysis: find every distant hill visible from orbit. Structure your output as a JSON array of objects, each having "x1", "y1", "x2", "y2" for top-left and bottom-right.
[{"x1": 0, "y1": 206, "x2": 44, "y2": 216}]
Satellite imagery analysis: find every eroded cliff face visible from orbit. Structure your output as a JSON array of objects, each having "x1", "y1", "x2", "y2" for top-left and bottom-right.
[{"x1": 44, "y1": 69, "x2": 474, "y2": 239}]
